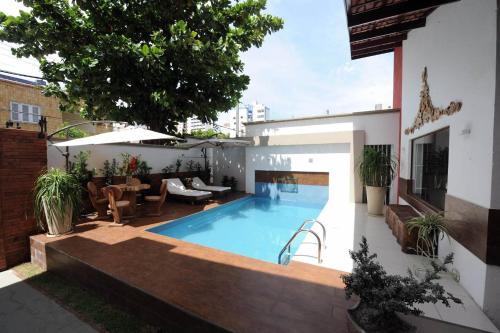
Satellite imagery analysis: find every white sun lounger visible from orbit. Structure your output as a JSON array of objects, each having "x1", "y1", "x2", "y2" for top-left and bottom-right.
[
  {"x1": 163, "y1": 178, "x2": 212, "y2": 203},
  {"x1": 191, "y1": 177, "x2": 231, "y2": 195}
]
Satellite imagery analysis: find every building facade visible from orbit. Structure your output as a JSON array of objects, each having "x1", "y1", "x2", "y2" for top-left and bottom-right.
[
  {"x1": 345, "y1": 0, "x2": 500, "y2": 326},
  {"x1": 0, "y1": 73, "x2": 63, "y2": 134},
  {"x1": 218, "y1": 102, "x2": 270, "y2": 137}
]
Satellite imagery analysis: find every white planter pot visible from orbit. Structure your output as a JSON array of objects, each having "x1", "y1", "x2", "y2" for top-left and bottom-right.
[
  {"x1": 366, "y1": 186, "x2": 386, "y2": 215},
  {"x1": 42, "y1": 198, "x2": 73, "y2": 236}
]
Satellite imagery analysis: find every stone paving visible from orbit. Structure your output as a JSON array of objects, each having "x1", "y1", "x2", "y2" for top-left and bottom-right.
[{"x1": 0, "y1": 270, "x2": 96, "y2": 333}]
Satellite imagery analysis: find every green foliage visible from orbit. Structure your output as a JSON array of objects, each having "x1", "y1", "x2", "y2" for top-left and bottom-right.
[
  {"x1": 358, "y1": 147, "x2": 397, "y2": 187},
  {"x1": 191, "y1": 128, "x2": 229, "y2": 139},
  {"x1": 175, "y1": 158, "x2": 182, "y2": 172},
  {"x1": 136, "y1": 160, "x2": 152, "y2": 180},
  {"x1": 0, "y1": 1, "x2": 283, "y2": 132},
  {"x1": 185, "y1": 160, "x2": 195, "y2": 172},
  {"x1": 55, "y1": 122, "x2": 88, "y2": 139},
  {"x1": 407, "y1": 213, "x2": 450, "y2": 259},
  {"x1": 14, "y1": 263, "x2": 169, "y2": 332},
  {"x1": 33, "y1": 168, "x2": 82, "y2": 230},
  {"x1": 162, "y1": 164, "x2": 174, "y2": 174},
  {"x1": 100, "y1": 158, "x2": 118, "y2": 186},
  {"x1": 341, "y1": 237, "x2": 461, "y2": 332},
  {"x1": 69, "y1": 151, "x2": 94, "y2": 186}
]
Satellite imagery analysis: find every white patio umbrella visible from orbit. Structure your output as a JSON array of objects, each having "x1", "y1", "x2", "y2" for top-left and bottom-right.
[{"x1": 53, "y1": 127, "x2": 179, "y2": 147}]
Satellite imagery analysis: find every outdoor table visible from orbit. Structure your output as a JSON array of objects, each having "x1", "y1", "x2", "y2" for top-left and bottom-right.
[{"x1": 116, "y1": 183, "x2": 150, "y2": 218}]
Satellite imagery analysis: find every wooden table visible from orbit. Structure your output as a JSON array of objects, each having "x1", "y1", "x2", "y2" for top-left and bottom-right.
[{"x1": 116, "y1": 183, "x2": 150, "y2": 217}]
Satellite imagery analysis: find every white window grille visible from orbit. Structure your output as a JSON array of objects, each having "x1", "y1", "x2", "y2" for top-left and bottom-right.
[{"x1": 10, "y1": 101, "x2": 42, "y2": 123}]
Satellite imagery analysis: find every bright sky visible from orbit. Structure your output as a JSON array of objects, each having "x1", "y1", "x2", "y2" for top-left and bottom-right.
[{"x1": 0, "y1": 0, "x2": 393, "y2": 120}]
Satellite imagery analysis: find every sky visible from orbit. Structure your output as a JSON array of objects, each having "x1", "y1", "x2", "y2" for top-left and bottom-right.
[{"x1": 0, "y1": 0, "x2": 393, "y2": 120}]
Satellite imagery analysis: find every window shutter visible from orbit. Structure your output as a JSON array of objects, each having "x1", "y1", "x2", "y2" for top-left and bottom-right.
[
  {"x1": 32, "y1": 106, "x2": 40, "y2": 122},
  {"x1": 22, "y1": 104, "x2": 29, "y2": 122},
  {"x1": 11, "y1": 103, "x2": 19, "y2": 120}
]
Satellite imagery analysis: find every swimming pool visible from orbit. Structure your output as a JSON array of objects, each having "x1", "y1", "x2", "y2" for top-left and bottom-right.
[{"x1": 148, "y1": 196, "x2": 326, "y2": 264}]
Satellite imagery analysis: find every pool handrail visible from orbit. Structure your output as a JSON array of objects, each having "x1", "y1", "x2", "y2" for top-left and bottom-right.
[{"x1": 278, "y1": 219, "x2": 326, "y2": 265}]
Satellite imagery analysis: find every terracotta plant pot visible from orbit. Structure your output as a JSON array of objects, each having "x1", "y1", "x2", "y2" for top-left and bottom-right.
[
  {"x1": 42, "y1": 198, "x2": 73, "y2": 237},
  {"x1": 366, "y1": 186, "x2": 386, "y2": 215}
]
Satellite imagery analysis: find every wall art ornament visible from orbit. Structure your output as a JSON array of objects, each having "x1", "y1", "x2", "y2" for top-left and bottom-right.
[{"x1": 405, "y1": 67, "x2": 462, "y2": 135}]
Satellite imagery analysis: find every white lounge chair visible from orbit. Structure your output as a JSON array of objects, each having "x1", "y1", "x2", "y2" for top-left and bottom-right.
[
  {"x1": 191, "y1": 177, "x2": 231, "y2": 196},
  {"x1": 163, "y1": 178, "x2": 212, "y2": 204}
]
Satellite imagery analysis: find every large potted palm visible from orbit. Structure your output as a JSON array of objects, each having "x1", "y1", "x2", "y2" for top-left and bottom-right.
[
  {"x1": 358, "y1": 147, "x2": 397, "y2": 215},
  {"x1": 34, "y1": 168, "x2": 82, "y2": 237}
]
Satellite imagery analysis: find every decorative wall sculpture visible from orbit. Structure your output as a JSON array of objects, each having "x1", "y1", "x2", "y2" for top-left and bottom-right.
[{"x1": 404, "y1": 67, "x2": 462, "y2": 135}]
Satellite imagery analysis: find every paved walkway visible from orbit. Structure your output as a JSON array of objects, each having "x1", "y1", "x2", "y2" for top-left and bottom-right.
[
  {"x1": 296, "y1": 202, "x2": 500, "y2": 333},
  {"x1": 0, "y1": 270, "x2": 96, "y2": 333}
]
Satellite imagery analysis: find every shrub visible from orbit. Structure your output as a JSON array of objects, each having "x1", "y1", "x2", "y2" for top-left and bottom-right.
[{"x1": 341, "y1": 237, "x2": 461, "y2": 332}]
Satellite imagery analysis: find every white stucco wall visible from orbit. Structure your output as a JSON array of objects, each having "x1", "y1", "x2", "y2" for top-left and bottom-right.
[
  {"x1": 245, "y1": 111, "x2": 400, "y2": 204},
  {"x1": 213, "y1": 147, "x2": 246, "y2": 191},
  {"x1": 400, "y1": 0, "x2": 497, "y2": 209},
  {"x1": 245, "y1": 144, "x2": 351, "y2": 203},
  {"x1": 246, "y1": 111, "x2": 400, "y2": 147},
  {"x1": 47, "y1": 142, "x2": 210, "y2": 176},
  {"x1": 400, "y1": 0, "x2": 498, "y2": 315}
]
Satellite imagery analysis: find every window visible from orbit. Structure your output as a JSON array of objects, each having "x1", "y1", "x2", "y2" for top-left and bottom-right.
[
  {"x1": 411, "y1": 127, "x2": 449, "y2": 210},
  {"x1": 10, "y1": 102, "x2": 42, "y2": 123}
]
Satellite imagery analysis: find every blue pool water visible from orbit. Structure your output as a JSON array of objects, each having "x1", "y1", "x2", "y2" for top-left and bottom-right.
[{"x1": 148, "y1": 196, "x2": 326, "y2": 264}]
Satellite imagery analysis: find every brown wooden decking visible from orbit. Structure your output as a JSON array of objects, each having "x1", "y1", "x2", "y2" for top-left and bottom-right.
[{"x1": 30, "y1": 193, "x2": 352, "y2": 332}]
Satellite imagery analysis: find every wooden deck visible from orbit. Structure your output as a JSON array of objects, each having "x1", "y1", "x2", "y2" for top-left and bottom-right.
[{"x1": 30, "y1": 193, "x2": 352, "y2": 332}]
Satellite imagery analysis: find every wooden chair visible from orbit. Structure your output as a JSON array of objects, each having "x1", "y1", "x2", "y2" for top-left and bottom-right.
[
  {"x1": 87, "y1": 181, "x2": 109, "y2": 219},
  {"x1": 143, "y1": 182, "x2": 167, "y2": 216},
  {"x1": 102, "y1": 185, "x2": 131, "y2": 225}
]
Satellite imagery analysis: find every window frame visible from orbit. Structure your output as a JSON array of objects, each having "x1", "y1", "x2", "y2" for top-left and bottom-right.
[
  {"x1": 409, "y1": 126, "x2": 450, "y2": 211},
  {"x1": 10, "y1": 101, "x2": 43, "y2": 124}
]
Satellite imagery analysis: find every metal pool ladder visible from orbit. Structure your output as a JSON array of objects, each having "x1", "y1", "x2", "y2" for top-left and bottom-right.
[{"x1": 278, "y1": 219, "x2": 326, "y2": 265}]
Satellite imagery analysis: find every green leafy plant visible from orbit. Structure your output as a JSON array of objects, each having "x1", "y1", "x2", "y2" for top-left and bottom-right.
[
  {"x1": 358, "y1": 147, "x2": 397, "y2": 187},
  {"x1": 185, "y1": 160, "x2": 195, "y2": 172},
  {"x1": 0, "y1": 1, "x2": 283, "y2": 132},
  {"x1": 407, "y1": 213, "x2": 449, "y2": 259},
  {"x1": 119, "y1": 153, "x2": 139, "y2": 176},
  {"x1": 34, "y1": 168, "x2": 82, "y2": 230},
  {"x1": 69, "y1": 151, "x2": 94, "y2": 186},
  {"x1": 55, "y1": 122, "x2": 88, "y2": 139},
  {"x1": 191, "y1": 129, "x2": 229, "y2": 139},
  {"x1": 175, "y1": 159, "x2": 182, "y2": 173},
  {"x1": 100, "y1": 159, "x2": 118, "y2": 186},
  {"x1": 162, "y1": 165, "x2": 174, "y2": 175},
  {"x1": 341, "y1": 237, "x2": 461, "y2": 333},
  {"x1": 136, "y1": 160, "x2": 152, "y2": 182}
]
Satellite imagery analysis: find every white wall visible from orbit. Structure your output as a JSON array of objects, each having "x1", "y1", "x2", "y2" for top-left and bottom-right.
[
  {"x1": 400, "y1": 0, "x2": 497, "y2": 209},
  {"x1": 246, "y1": 111, "x2": 400, "y2": 146},
  {"x1": 47, "y1": 141, "x2": 209, "y2": 175},
  {"x1": 213, "y1": 147, "x2": 246, "y2": 190},
  {"x1": 245, "y1": 144, "x2": 351, "y2": 203},
  {"x1": 246, "y1": 111, "x2": 400, "y2": 203},
  {"x1": 400, "y1": 0, "x2": 498, "y2": 315}
]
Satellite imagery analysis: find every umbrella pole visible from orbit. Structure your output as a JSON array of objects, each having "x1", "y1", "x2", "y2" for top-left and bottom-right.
[{"x1": 65, "y1": 146, "x2": 70, "y2": 171}]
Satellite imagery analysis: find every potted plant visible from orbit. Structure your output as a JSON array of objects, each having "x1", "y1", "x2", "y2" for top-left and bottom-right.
[
  {"x1": 100, "y1": 158, "x2": 118, "y2": 186},
  {"x1": 341, "y1": 237, "x2": 461, "y2": 333},
  {"x1": 407, "y1": 213, "x2": 449, "y2": 259},
  {"x1": 119, "y1": 153, "x2": 139, "y2": 184},
  {"x1": 136, "y1": 159, "x2": 152, "y2": 184},
  {"x1": 34, "y1": 168, "x2": 82, "y2": 237},
  {"x1": 358, "y1": 147, "x2": 397, "y2": 215},
  {"x1": 175, "y1": 158, "x2": 183, "y2": 173}
]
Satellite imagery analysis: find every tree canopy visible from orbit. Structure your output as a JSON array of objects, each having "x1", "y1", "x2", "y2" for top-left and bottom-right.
[
  {"x1": 190, "y1": 128, "x2": 229, "y2": 139},
  {"x1": 0, "y1": 0, "x2": 283, "y2": 133}
]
